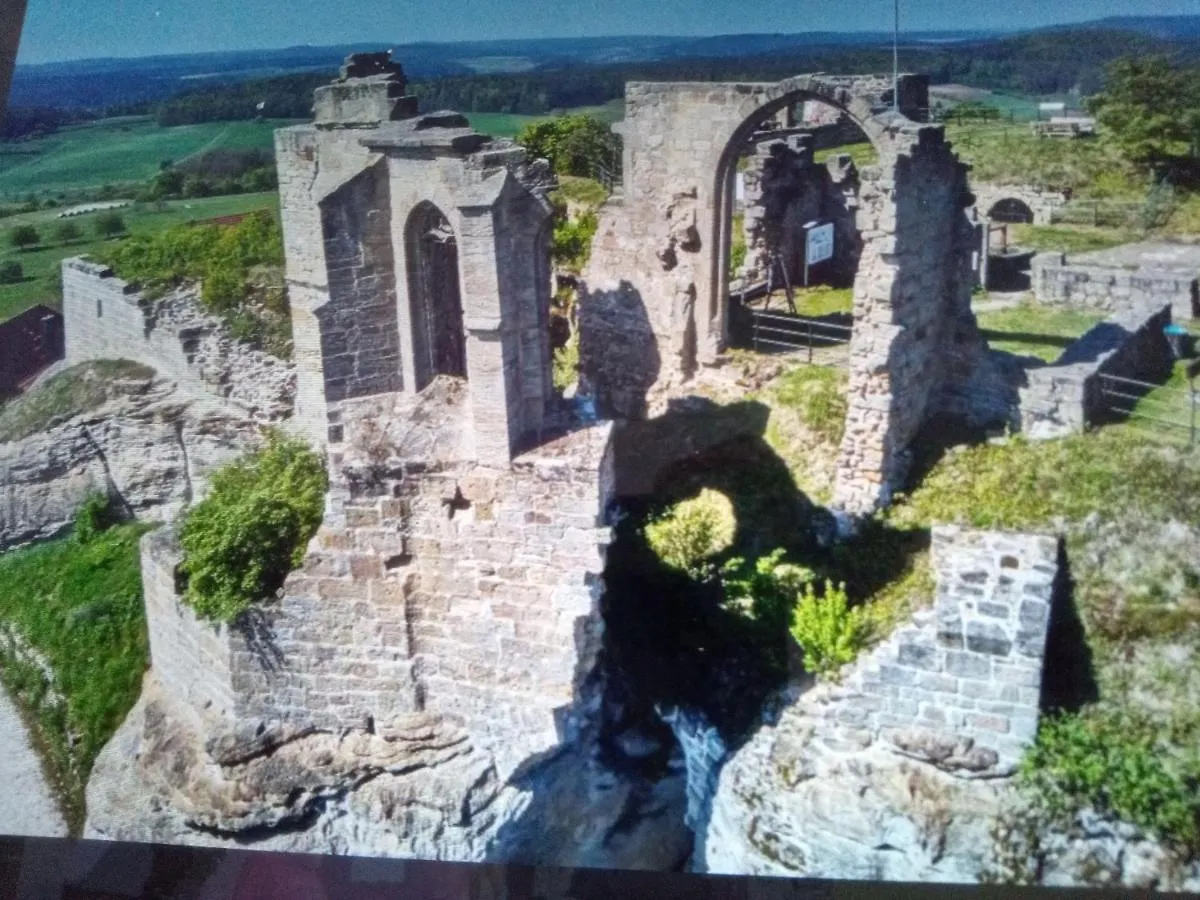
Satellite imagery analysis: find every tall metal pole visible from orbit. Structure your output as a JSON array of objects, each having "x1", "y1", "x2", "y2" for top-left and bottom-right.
[{"x1": 893, "y1": 0, "x2": 900, "y2": 113}]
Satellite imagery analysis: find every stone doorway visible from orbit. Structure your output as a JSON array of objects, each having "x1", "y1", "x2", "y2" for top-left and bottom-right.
[{"x1": 406, "y1": 202, "x2": 466, "y2": 391}]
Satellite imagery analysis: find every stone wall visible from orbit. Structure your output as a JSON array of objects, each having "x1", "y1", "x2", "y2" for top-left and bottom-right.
[
  {"x1": 972, "y1": 183, "x2": 1068, "y2": 227},
  {"x1": 582, "y1": 74, "x2": 999, "y2": 514},
  {"x1": 1032, "y1": 252, "x2": 1198, "y2": 323},
  {"x1": 61, "y1": 259, "x2": 295, "y2": 421},
  {"x1": 138, "y1": 380, "x2": 615, "y2": 781},
  {"x1": 1015, "y1": 305, "x2": 1173, "y2": 440},
  {"x1": 703, "y1": 525, "x2": 1060, "y2": 881}
]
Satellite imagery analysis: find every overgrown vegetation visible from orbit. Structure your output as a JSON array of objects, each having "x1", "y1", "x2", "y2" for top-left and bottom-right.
[
  {"x1": 99, "y1": 209, "x2": 291, "y2": 356},
  {"x1": 178, "y1": 432, "x2": 327, "y2": 623},
  {"x1": 516, "y1": 115, "x2": 620, "y2": 179},
  {"x1": 1017, "y1": 708, "x2": 1200, "y2": 856},
  {"x1": 551, "y1": 207, "x2": 599, "y2": 274},
  {"x1": 0, "y1": 360, "x2": 155, "y2": 442},
  {"x1": 789, "y1": 580, "x2": 868, "y2": 680},
  {"x1": 0, "y1": 519, "x2": 152, "y2": 833},
  {"x1": 552, "y1": 329, "x2": 580, "y2": 392},
  {"x1": 644, "y1": 488, "x2": 737, "y2": 581},
  {"x1": 771, "y1": 364, "x2": 849, "y2": 445}
]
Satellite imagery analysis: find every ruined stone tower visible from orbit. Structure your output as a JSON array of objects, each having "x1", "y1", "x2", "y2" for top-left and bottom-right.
[
  {"x1": 84, "y1": 56, "x2": 617, "y2": 851},
  {"x1": 276, "y1": 53, "x2": 559, "y2": 465}
]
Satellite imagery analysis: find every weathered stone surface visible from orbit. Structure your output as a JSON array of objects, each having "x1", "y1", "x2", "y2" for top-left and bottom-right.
[
  {"x1": 701, "y1": 526, "x2": 1059, "y2": 880},
  {"x1": 0, "y1": 375, "x2": 266, "y2": 550}
]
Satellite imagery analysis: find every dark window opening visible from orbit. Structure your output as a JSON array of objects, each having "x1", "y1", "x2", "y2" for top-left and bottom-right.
[{"x1": 406, "y1": 202, "x2": 466, "y2": 391}]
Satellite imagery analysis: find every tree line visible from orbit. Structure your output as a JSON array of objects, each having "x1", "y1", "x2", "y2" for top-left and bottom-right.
[{"x1": 97, "y1": 28, "x2": 1199, "y2": 128}]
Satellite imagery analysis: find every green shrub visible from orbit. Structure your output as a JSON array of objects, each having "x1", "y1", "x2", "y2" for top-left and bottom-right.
[
  {"x1": 552, "y1": 329, "x2": 580, "y2": 392},
  {"x1": 1018, "y1": 710, "x2": 1200, "y2": 854},
  {"x1": 644, "y1": 488, "x2": 736, "y2": 580},
  {"x1": 721, "y1": 548, "x2": 814, "y2": 633},
  {"x1": 93, "y1": 211, "x2": 126, "y2": 238},
  {"x1": 552, "y1": 208, "x2": 599, "y2": 273},
  {"x1": 55, "y1": 221, "x2": 83, "y2": 244},
  {"x1": 179, "y1": 432, "x2": 327, "y2": 623},
  {"x1": 74, "y1": 491, "x2": 116, "y2": 545},
  {"x1": 790, "y1": 580, "x2": 868, "y2": 679},
  {"x1": 9, "y1": 224, "x2": 40, "y2": 249},
  {"x1": 0, "y1": 259, "x2": 23, "y2": 283}
]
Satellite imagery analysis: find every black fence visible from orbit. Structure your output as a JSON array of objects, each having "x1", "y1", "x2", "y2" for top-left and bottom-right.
[
  {"x1": 733, "y1": 305, "x2": 853, "y2": 365},
  {"x1": 1095, "y1": 368, "x2": 1200, "y2": 446}
]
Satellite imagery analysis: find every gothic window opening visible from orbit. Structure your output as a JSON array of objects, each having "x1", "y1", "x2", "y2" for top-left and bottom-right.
[{"x1": 406, "y1": 202, "x2": 466, "y2": 391}]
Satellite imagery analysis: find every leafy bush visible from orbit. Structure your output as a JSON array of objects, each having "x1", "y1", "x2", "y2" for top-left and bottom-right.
[
  {"x1": 9, "y1": 224, "x2": 40, "y2": 249},
  {"x1": 1018, "y1": 709, "x2": 1200, "y2": 854},
  {"x1": 552, "y1": 329, "x2": 580, "y2": 392},
  {"x1": 790, "y1": 580, "x2": 868, "y2": 679},
  {"x1": 516, "y1": 115, "x2": 620, "y2": 178},
  {"x1": 552, "y1": 208, "x2": 599, "y2": 273},
  {"x1": 74, "y1": 491, "x2": 116, "y2": 545},
  {"x1": 644, "y1": 488, "x2": 736, "y2": 580},
  {"x1": 0, "y1": 259, "x2": 23, "y2": 284},
  {"x1": 178, "y1": 432, "x2": 328, "y2": 623},
  {"x1": 721, "y1": 548, "x2": 814, "y2": 634}
]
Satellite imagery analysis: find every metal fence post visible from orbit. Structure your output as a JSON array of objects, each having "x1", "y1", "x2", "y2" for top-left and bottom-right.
[
  {"x1": 807, "y1": 320, "x2": 814, "y2": 364},
  {"x1": 1192, "y1": 384, "x2": 1197, "y2": 447}
]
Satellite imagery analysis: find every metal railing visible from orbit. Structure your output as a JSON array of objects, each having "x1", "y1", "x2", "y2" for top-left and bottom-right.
[
  {"x1": 747, "y1": 309, "x2": 853, "y2": 365},
  {"x1": 1096, "y1": 371, "x2": 1199, "y2": 446}
]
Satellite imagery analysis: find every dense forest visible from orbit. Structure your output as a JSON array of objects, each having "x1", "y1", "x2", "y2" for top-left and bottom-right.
[{"x1": 140, "y1": 29, "x2": 1199, "y2": 125}]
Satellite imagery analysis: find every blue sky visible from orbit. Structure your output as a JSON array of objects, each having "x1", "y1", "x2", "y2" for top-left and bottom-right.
[{"x1": 17, "y1": 0, "x2": 1200, "y2": 64}]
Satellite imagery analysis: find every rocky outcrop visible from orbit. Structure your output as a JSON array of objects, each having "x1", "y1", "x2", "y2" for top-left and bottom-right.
[
  {"x1": 86, "y1": 675, "x2": 692, "y2": 869},
  {"x1": 0, "y1": 376, "x2": 266, "y2": 550}
]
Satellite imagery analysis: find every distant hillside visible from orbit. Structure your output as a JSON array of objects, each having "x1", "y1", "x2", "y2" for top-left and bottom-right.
[{"x1": 8, "y1": 14, "x2": 1200, "y2": 115}]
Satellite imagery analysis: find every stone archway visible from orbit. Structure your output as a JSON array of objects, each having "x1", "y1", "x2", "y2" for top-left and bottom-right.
[
  {"x1": 583, "y1": 73, "x2": 1008, "y2": 514},
  {"x1": 987, "y1": 197, "x2": 1036, "y2": 225},
  {"x1": 405, "y1": 201, "x2": 466, "y2": 392}
]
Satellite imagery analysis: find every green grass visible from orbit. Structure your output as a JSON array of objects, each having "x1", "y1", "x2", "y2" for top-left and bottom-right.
[
  {"x1": 814, "y1": 141, "x2": 879, "y2": 169},
  {"x1": 975, "y1": 300, "x2": 1104, "y2": 362},
  {"x1": 0, "y1": 360, "x2": 155, "y2": 440},
  {"x1": 0, "y1": 522, "x2": 153, "y2": 833},
  {"x1": 0, "y1": 117, "x2": 297, "y2": 202},
  {"x1": 771, "y1": 364, "x2": 849, "y2": 445},
  {"x1": 1112, "y1": 359, "x2": 1200, "y2": 445},
  {"x1": 0, "y1": 192, "x2": 279, "y2": 323},
  {"x1": 1009, "y1": 223, "x2": 1134, "y2": 255}
]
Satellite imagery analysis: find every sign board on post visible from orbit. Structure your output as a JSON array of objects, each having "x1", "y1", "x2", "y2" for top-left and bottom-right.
[{"x1": 803, "y1": 221, "x2": 834, "y2": 287}]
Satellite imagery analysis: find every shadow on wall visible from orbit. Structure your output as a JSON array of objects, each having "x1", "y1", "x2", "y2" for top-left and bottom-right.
[{"x1": 575, "y1": 278, "x2": 661, "y2": 421}]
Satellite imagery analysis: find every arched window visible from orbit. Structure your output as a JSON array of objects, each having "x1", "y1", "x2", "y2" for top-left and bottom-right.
[{"x1": 405, "y1": 202, "x2": 466, "y2": 391}]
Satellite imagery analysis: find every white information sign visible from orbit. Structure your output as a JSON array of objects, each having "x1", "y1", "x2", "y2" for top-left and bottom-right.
[{"x1": 805, "y1": 222, "x2": 835, "y2": 266}]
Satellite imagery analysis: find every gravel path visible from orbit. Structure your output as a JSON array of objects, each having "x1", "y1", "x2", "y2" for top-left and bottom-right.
[{"x1": 0, "y1": 684, "x2": 67, "y2": 837}]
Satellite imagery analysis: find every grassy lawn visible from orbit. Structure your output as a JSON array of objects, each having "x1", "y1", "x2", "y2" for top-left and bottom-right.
[
  {"x1": 0, "y1": 117, "x2": 298, "y2": 202},
  {"x1": 1008, "y1": 223, "x2": 1134, "y2": 255},
  {"x1": 975, "y1": 300, "x2": 1104, "y2": 362},
  {"x1": 0, "y1": 192, "x2": 280, "y2": 322},
  {"x1": 0, "y1": 522, "x2": 153, "y2": 833},
  {"x1": 553, "y1": 175, "x2": 609, "y2": 207}
]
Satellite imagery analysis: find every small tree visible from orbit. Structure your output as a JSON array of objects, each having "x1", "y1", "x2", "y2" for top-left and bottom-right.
[
  {"x1": 1088, "y1": 55, "x2": 1200, "y2": 180},
  {"x1": 93, "y1": 211, "x2": 126, "y2": 238},
  {"x1": 790, "y1": 580, "x2": 868, "y2": 680},
  {"x1": 9, "y1": 224, "x2": 40, "y2": 250},
  {"x1": 516, "y1": 114, "x2": 620, "y2": 178},
  {"x1": 0, "y1": 260, "x2": 23, "y2": 284},
  {"x1": 55, "y1": 220, "x2": 83, "y2": 244}
]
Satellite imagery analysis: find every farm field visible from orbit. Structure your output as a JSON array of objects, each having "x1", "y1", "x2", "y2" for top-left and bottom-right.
[
  {"x1": 0, "y1": 192, "x2": 280, "y2": 322},
  {"x1": 467, "y1": 99, "x2": 624, "y2": 138},
  {"x1": 0, "y1": 118, "x2": 300, "y2": 202}
]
